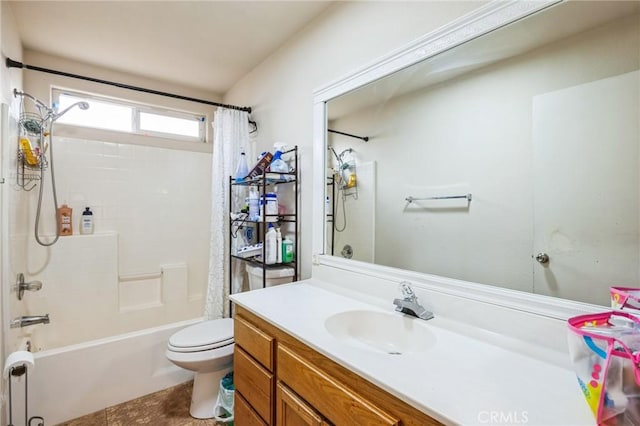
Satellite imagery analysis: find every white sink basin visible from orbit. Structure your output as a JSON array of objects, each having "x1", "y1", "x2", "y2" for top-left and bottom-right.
[{"x1": 324, "y1": 310, "x2": 436, "y2": 355}]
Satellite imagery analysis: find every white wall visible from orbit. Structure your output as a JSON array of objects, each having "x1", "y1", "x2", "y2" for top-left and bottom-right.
[
  {"x1": 326, "y1": 14, "x2": 640, "y2": 302},
  {"x1": 223, "y1": 1, "x2": 487, "y2": 279}
]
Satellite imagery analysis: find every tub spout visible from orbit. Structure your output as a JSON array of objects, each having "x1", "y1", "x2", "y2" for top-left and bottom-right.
[{"x1": 10, "y1": 314, "x2": 50, "y2": 328}]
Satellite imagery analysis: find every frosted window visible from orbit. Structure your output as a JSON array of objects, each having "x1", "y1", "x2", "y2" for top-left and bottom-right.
[
  {"x1": 140, "y1": 111, "x2": 200, "y2": 138},
  {"x1": 51, "y1": 89, "x2": 207, "y2": 143},
  {"x1": 56, "y1": 94, "x2": 133, "y2": 132}
]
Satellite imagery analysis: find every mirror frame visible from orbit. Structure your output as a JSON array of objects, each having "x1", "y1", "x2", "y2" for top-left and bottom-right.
[{"x1": 312, "y1": 0, "x2": 605, "y2": 320}]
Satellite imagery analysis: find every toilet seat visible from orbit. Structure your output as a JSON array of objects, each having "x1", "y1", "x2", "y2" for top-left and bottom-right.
[{"x1": 168, "y1": 318, "x2": 234, "y2": 353}]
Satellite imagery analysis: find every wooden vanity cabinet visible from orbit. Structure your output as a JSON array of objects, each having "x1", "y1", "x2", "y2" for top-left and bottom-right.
[
  {"x1": 234, "y1": 314, "x2": 275, "y2": 424},
  {"x1": 234, "y1": 306, "x2": 441, "y2": 426}
]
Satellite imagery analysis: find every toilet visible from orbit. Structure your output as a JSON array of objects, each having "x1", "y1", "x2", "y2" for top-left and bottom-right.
[{"x1": 166, "y1": 318, "x2": 234, "y2": 419}]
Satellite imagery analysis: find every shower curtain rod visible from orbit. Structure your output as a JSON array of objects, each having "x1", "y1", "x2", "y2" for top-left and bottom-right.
[
  {"x1": 328, "y1": 129, "x2": 369, "y2": 142},
  {"x1": 5, "y1": 57, "x2": 252, "y2": 113}
]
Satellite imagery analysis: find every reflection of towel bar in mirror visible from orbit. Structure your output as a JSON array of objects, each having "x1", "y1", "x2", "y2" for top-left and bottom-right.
[{"x1": 405, "y1": 194, "x2": 472, "y2": 203}]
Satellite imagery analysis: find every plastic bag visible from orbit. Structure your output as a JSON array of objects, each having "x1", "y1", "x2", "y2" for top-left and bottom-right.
[
  {"x1": 568, "y1": 311, "x2": 640, "y2": 425},
  {"x1": 611, "y1": 287, "x2": 640, "y2": 313},
  {"x1": 213, "y1": 372, "x2": 235, "y2": 423}
]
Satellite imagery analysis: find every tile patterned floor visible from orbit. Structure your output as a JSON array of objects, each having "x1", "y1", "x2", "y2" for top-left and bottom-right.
[{"x1": 56, "y1": 382, "x2": 224, "y2": 426}]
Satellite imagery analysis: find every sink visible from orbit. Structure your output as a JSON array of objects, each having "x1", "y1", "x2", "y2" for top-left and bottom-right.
[{"x1": 324, "y1": 310, "x2": 436, "y2": 355}]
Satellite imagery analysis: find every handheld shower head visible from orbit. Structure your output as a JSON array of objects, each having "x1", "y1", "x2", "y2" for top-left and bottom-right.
[{"x1": 53, "y1": 101, "x2": 90, "y2": 121}]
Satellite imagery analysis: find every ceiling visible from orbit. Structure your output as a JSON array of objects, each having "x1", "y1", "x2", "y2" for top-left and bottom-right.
[{"x1": 8, "y1": 1, "x2": 333, "y2": 95}]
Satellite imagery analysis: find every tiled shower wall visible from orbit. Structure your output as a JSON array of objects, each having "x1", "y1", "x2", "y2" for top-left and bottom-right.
[{"x1": 8, "y1": 136, "x2": 212, "y2": 351}]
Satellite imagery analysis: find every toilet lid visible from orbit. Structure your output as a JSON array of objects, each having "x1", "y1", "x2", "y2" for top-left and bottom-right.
[{"x1": 168, "y1": 319, "x2": 234, "y2": 352}]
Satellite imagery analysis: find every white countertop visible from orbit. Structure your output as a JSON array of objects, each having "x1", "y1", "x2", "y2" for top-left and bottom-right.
[{"x1": 230, "y1": 279, "x2": 594, "y2": 426}]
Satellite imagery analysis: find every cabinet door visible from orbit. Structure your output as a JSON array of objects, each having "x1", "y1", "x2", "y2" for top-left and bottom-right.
[{"x1": 276, "y1": 382, "x2": 329, "y2": 426}]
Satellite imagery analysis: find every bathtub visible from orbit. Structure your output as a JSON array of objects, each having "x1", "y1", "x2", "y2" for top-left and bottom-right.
[{"x1": 25, "y1": 318, "x2": 201, "y2": 425}]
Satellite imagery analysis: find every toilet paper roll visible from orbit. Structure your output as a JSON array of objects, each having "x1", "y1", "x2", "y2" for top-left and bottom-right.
[{"x1": 4, "y1": 351, "x2": 34, "y2": 377}]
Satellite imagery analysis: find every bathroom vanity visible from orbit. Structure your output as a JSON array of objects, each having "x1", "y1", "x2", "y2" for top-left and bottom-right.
[
  {"x1": 230, "y1": 280, "x2": 593, "y2": 425},
  {"x1": 233, "y1": 299, "x2": 438, "y2": 425}
]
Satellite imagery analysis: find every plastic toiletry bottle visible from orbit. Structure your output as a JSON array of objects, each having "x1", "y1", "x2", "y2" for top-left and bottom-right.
[
  {"x1": 269, "y1": 142, "x2": 289, "y2": 173},
  {"x1": 270, "y1": 151, "x2": 288, "y2": 173},
  {"x1": 80, "y1": 207, "x2": 94, "y2": 235},
  {"x1": 282, "y1": 235, "x2": 294, "y2": 263},
  {"x1": 265, "y1": 224, "x2": 277, "y2": 265},
  {"x1": 265, "y1": 192, "x2": 278, "y2": 222},
  {"x1": 276, "y1": 228, "x2": 283, "y2": 264},
  {"x1": 57, "y1": 204, "x2": 73, "y2": 236},
  {"x1": 235, "y1": 152, "x2": 249, "y2": 183},
  {"x1": 249, "y1": 188, "x2": 260, "y2": 221},
  {"x1": 19, "y1": 137, "x2": 38, "y2": 166}
]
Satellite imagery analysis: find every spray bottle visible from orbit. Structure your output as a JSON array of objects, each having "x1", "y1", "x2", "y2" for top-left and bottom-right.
[{"x1": 269, "y1": 142, "x2": 289, "y2": 173}]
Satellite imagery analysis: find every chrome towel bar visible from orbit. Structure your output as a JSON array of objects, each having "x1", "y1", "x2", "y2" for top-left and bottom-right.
[{"x1": 405, "y1": 193, "x2": 472, "y2": 203}]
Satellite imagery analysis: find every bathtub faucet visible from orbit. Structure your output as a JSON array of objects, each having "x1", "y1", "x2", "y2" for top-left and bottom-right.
[
  {"x1": 393, "y1": 282, "x2": 434, "y2": 321},
  {"x1": 10, "y1": 314, "x2": 50, "y2": 328}
]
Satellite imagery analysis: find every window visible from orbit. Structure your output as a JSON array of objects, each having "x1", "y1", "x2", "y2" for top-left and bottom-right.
[{"x1": 52, "y1": 88, "x2": 207, "y2": 142}]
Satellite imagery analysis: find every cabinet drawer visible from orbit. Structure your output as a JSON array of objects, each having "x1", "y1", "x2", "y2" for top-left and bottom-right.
[
  {"x1": 235, "y1": 346, "x2": 273, "y2": 423},
  {"x1": 235, "y1": 314, "x2": 274, "y2": 370},
  {"x1": 278, "y1": 345, "x2": 399, "y2": 426},
  {"x1": 236, "y1": 390, "x2": 268, "y2": 426}
]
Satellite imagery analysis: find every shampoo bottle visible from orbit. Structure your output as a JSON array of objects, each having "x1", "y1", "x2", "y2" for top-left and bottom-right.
[
  {"x1": 80, "y1": 207, "x2": 94, "y2": 235},
  {"x1": 57, "y1": 204, "x2": 73, "y2": 236},
  {"x1": 265, "y1": 223, "x2": 277, "y2": 265}
]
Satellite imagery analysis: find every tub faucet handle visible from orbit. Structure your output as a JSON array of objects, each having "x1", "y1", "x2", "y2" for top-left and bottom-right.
[{"x1": 16, "y1": 273, "x2": 43, "y2": 301}]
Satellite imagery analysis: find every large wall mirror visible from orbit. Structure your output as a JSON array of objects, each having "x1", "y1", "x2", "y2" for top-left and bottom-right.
[{"x1": 320, "y1": 0, "x2": 640, "y2": 307}]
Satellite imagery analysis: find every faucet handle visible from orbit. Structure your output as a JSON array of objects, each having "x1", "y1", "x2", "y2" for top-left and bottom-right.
[{"x1": 399, "y1": 281, "x2": 416, "y2": 301}]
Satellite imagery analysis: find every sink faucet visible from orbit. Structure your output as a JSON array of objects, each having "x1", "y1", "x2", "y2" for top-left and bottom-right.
[
  {"x1": 393, "y1": 282, "x2": 434, "y2": 320},
  {"x1": 10, "y1": 314, "x2": 50, "y2": 328}
]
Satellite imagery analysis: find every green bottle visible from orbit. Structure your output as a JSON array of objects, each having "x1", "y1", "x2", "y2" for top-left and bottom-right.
[{"x1": 282, "y1": 236, "x2": 294, "y2": 263}]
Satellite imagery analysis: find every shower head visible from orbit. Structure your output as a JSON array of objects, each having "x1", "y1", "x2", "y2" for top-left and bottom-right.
[{"x1": 53, "y1": 101, "x2": 90, "y2": 121}]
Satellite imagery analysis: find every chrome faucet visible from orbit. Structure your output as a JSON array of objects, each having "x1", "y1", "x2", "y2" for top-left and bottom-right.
[
  {"x1": 10, "y1": 314, "x2": 50, "y2": 328},
  {"x1": 393, "y1": 282, "x2": 434, "y2": 320}
]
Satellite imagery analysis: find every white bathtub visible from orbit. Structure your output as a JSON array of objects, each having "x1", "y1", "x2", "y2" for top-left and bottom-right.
[{"x1": 25, "y1": 318, "x2": 201, "y2": 425}]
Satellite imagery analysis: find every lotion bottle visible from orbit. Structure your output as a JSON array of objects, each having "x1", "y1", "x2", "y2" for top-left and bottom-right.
[{"x1": 80, "y1": 207, "x2": 94, "y2": 235}]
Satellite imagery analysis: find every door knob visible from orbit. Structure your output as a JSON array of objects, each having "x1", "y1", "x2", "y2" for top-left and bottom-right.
[{"x1": 535, "y1": 253, "x2": 549, "y2": 264}]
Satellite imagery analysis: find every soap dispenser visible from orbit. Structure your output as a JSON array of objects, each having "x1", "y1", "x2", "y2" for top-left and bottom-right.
[{"x1": 80, "y1": 207, "x2": 94, "y2": 235}]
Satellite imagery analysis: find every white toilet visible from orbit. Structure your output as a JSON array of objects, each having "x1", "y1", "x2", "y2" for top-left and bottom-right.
[{"x1": 166, "y1": 318, "x2": 234, "y2": 419}]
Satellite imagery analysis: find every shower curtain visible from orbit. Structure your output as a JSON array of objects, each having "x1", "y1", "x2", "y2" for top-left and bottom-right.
[{"x1": 205, "y1": 108, "x2": 249, "y2": 319}]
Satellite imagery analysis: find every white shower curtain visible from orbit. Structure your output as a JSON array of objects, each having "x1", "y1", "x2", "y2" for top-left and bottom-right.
[{"x1": 205, "y1": 108, "x2": 250, "y2": 319}]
